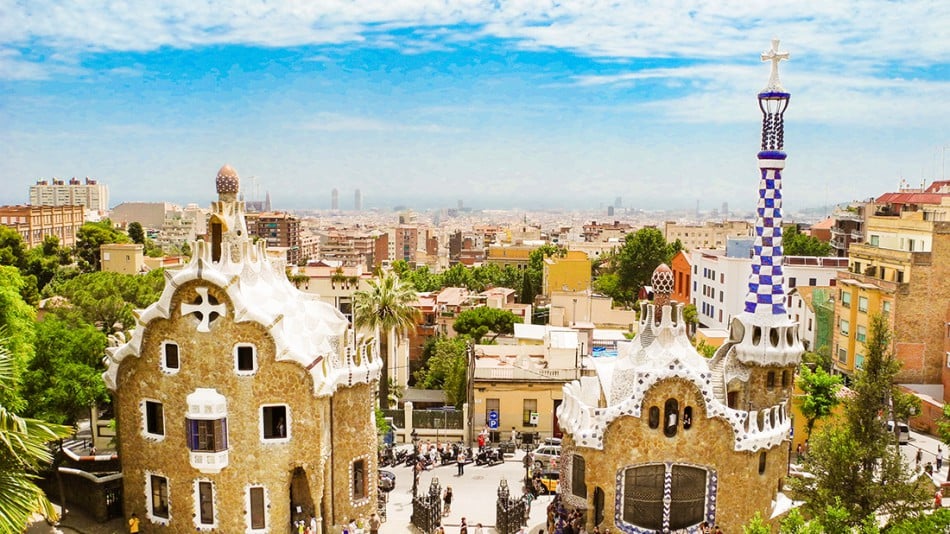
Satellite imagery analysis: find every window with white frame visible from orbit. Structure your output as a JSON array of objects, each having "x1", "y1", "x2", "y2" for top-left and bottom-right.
[
  {"x1": 195, "y1": 480, "x2": 216, "y2": 528},
  {"x1": 235, "y1": 344, "x2": 257, "y2": 375},
  {"x1": 837, "y1": 347, "x2": 848, "y2": 364},
  {"x1": 187, "y1": 419, "x2": 228, "y2": 452},
  {"x1": 147, "y1": 473, "x2": 170, "y2": 522},
  {"x1": 143, "y1": 400, "x2": 165, "y2": 439},
  {"x1": 839, "y1": 319, "x2": 850, "y2": 336},
  {"x1": 162, "y1": 342, "x2": 180, "y2": 373},
  {"x1": 858, "y1": 296, "x2": 868, "y2": 313},
  {"x1": 856, "y1": 354, "x2": 865, "y2": 370},
  {"x1": 261, "y1": 405, "x2": 289, "y2": 441},
  {"x1": 841, "y1": 291, "x2": 852, "y2": 308}
]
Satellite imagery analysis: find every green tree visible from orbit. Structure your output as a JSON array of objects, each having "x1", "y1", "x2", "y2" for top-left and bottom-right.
[
  {"x1": 783, "y1": 225, "x2": 832, "y2": 257},
  {"x1": 75, "y1": 219, "x2": 130, "y2": 271},
  {"x1": 354, "y1": 270, "x2": 421, "y2": 409},
  {"x1": 790, "y1": 313, "x2": 928, "y2": 525},
  {"x1": 23, "y1": 236, "x2": 71, "y2": 293},
  {"x1": 527, "y1": 244, "x2": 567, "y2": 297},
  {"x1": 0, "y1": 267, "x2": 36, "y2": 412},
  {"x1": 0, "y1": 333, "x2": 72, "y2": 531},
  {"x1": 50, "y1": 270, "x2": 164, "y2": 334},
  {"x1": 519, "y1": 270, "x2": 535, "y2": 305},
  {"x1": 127, "y1": 221, "x2": 146, "y2": 245},
  {"x1": 414, "y1": 337, "x2": 468, "y2": 408},
  {"x1": 615, "y1": 228, "x2": 681, "y2": 303},
  {"x1": 21, "y1": 311, "x2": 109, "y2": 424},
  {"x1": 453, "y1": 307, "x2": 521, "y2": 344},
  {"x1": 440, "y1": 264, "x2": 472, "y2": 290},
  {"x1": 0, "y1": 226, "x2": 27, "y2": 269},
  {"x1": 797, "y1": 364, "x2": 843, "y2": 440},
  {"x1": 742, "y1": 512, "x2": 770, "y2": 534}
]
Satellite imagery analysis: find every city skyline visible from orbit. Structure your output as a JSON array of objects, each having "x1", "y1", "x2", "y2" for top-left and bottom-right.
[{"x1": 1, "y1": 2, "x2": 947, "y2": 211}]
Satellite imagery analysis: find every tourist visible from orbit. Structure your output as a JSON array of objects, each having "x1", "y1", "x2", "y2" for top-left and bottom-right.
[
  {"x1": 128, "y1": 512, "x2": 140, "y2": 534},
  {"x1": 511, "y1": 426, "x2": 518, "y2": 443},
  {"x1": 916, "y1": 448, "x2": 923, "y2": 468},
  {"x1": 310, "y1": 514, "x2": 318, "y2": 534},
  {"x1": 478, "y1": 430, "x2": 487, "y2": 451},
  {"x1": 443, "y1": 486, "x2": 453, "y2": 515},
  {"x1": 938, "y1": 446, "x2": 944, "y2": 471},
  {"x1": 474, "y1": 522, "x2": 485, "y2": 534},
  {"x1": 459, "y1": 517, "x2": 469, "y2": 534},
  {"x1": 457, "y1": 449, "x2": 466, "y2": 475},
  {"x1": 369, "y1": 512, "x2": 381, "y2": 534},
  {"x1": 936, "y1": 488, "x2": 943, "y2": 509}
]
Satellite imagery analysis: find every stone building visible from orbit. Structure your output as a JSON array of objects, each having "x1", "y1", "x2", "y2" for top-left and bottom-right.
[
  {"x1": 555, "y1": 41, "x2": 800, "y2": 532},
  {"x1": 103, "y1": 165, "x2": 381, "y2": 533}
]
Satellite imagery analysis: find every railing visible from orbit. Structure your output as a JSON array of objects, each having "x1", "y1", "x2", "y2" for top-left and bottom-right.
[
  {"x1": 474, "y1": 367, "x2": 588, "y2": 381},
  {"x1": 412, "y1": 410, "x2": 464, "y2": 430},
  {"x1": 382, "y1": 409, "x2": 405, "y2": 429}
]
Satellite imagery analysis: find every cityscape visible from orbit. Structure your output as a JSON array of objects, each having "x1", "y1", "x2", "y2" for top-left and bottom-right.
[{"x1": 2, "y1": 3, "x2": 950, "y2": 534}]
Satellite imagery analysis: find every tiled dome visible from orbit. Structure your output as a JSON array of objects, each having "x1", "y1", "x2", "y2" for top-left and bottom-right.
[
  {"x1": 652, "y1": 263, "x2": 674, "y2": 294},
  {"x1": 216, "y1": 164, "x2": 239, "y2": 194}
]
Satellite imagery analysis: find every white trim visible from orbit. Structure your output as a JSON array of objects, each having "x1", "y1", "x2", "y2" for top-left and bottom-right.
[
  {"x1": 234, "y1": 343, "x2": 258, "y2": 376},
  {"x1": 160, "y1": 340, "x2": 180, "y2": 374},
  {"x1": 260, "y1": 404, "x2": 291, "y2": 444},
  {"x1": 141, "y1": 398, "x2": 165, "y2": 442},
  {"x1": 245, "y1": 484, "x2": 270, "y2": 534},
  {"x1": 349, "y1": 454, "x2": 373, "y2": 507},
  {"x1": 193, "y1": 479, "x2": 218, "y2": 530},
  {"x1": 145, "y1": 471, "x2": 171, "y2": 525}
]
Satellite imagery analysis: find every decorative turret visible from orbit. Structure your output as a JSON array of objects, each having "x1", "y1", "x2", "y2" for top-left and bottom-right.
[
  {"x1": 208, "y1": 164, "x2": 250, "y2": 263},
  {"x1": 731, "y1": 39, "x2": 803, "y2": 366}
]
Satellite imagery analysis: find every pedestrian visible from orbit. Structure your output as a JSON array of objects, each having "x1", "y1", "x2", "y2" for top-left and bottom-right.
[
  {"x1": 478, "y1": 431, "x2": 486, "y2": 451},
  {"x1": 460, "y1": 517, "x2": 469, "y2": 534},
  {"x1": 795, "y1": 442, "x2": 802, "y2": 461},
  {"x1": 936, "y1": 488, "x2": 944, "y2": 509},
  {"x1": 474, "y1": 523, "x2": 485, "y2": 534},
  {"x1": 511, "y1": 426, "x2": 518, "y2": 443},
  {"x1": 938, "y1": 447, "x2": 944, "y2": 472},
  {"x1": 369, "y1": 512, "x2": 381, "y2": 534},
  {"x1": 457, "y1": 450, "x2": 466, "y2": 476},
  {"x1": 916, "y1": 448, "x2": 923, "y2": 468},
  {"x1": 443, "y1": 486, "x2": 453, "y2": 515},
  {"x1": 310, "y1": 514, "x2": 318, "y2": 534},
  {"x1": 128, "y1": 512, "x2": 140, "y2": 534}
]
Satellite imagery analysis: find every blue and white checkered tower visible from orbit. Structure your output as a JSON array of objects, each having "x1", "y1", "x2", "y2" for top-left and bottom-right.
[
  {"x1": 731, "y1": 39, "x2": 803, "y2": 366},
  {"x1": 745, "y1": 39, "x2": 791, "y2": 317}
]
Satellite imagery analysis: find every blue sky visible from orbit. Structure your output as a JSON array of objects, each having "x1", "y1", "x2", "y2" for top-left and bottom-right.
[{"x1": 1, "y1": 1, "x2": 947, "y2": 212}]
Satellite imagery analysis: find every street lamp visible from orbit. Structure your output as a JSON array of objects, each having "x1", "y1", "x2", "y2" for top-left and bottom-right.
[{"x1": 572, "y1": 298, "x2": 577, "y2": 327}]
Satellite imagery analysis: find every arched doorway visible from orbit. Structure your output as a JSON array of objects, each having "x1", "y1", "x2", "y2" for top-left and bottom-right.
[{"x1": 290, "y1": 467, "x2": 315, "y2": 528}]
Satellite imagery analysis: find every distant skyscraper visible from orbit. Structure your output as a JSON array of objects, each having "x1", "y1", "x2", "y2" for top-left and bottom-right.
[
  {"x1": 721, "y1": 202, "x2": 729, "y2": 218},
  {"x1": 457, "y1": 199, "x2": 464, "y2": 210},
  {"x1": 614, "y1": 196, "x2": 622, "y2": 208},
  {"x1": 607, "y1": 206, "x2": 615, "y2": 216},
  {"x1": 354, "y1": 189, "x2": 362, "y2": 211},
  {"x1": 331, "y1": 188, "x2": 339, "y2": 210}
]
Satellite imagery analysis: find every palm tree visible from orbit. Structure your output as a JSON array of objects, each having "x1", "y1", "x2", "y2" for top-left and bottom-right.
[
  {"x1": 354, "y1": 270, "x2": 420, "y2": 408},
  {"x1": 0, "y1": 332, "x2": 71, "y2": 531}
]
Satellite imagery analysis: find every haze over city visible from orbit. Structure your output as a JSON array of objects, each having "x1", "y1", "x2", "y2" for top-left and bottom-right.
[{"x1": 1, "y1": 1, "x2": 947, "y2": 210}]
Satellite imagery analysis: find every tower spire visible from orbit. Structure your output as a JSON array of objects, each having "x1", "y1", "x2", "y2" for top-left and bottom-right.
[{"x1": 744, "y1": 39, "x2": 791, "y2": 318}]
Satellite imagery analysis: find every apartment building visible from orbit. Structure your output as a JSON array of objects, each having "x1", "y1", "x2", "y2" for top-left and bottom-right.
[
  {"x1": 0, "y1": 204, "x2": 85, "y2": 248},
  {"x1": 246, "y1": 211, "x2": 302, "y2": 265},
  {"x1": 30, "y1": 177, "x2": 110, "y2": 214},
  {"x1": 663, "y1": 220, "x2": 752, "y2": 251}
]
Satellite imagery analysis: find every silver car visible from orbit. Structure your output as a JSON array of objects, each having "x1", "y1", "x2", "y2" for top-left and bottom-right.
[{"x1": 530, "y1": 444, "x2": 561, "y2": 470}]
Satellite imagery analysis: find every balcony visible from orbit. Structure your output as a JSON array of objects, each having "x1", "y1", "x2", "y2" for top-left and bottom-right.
[
  {"x1": 474, "y1": 366, "x2": 594, "y2": 381},
  {"x1": 189, "y1": 450, "x2": 229, "y2": 474}
]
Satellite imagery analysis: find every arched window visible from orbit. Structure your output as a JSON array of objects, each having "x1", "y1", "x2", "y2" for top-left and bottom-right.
[
  {"x1": 781, "y1": 370, "x2": 789, "y2": 388},
  {"x1": 683, "y1": 406, "x2": 693, "y2": 430},
  {"x1": 648, "y1": 407, "x2": 660, "y2": 429},
  {"x1": 664, "y1": 399, "x2": 679, "y2": 437}
]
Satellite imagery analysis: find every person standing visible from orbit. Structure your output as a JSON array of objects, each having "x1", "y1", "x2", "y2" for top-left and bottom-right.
[
  {"x1": 128, "y1": 512, "x2": 140, "y2": 534},
  {"x1": 459, "y1": 517, "x2": 469, "y2": 534},
  {"x1": 369, "y1": 512, "x2": 381, "y2": 534},
  {"x1": 443, "y1": 486, "x2": 453, "y2": 516},
  {"x1": 457, "y1": 450, "x2": 466, "y2": 476},
  {"x1": 938, "y1": 446, "x2": 944, "y2": 472}
]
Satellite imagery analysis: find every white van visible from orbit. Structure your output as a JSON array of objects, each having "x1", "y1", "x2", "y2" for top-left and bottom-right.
[{"x1": 886, "y1": 421, "x2": 910, "y2": 445}]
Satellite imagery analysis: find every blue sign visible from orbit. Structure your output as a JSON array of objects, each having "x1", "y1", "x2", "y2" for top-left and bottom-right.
[{"x1": 488, "y1": 410, "x2": 499, "y2": 429}]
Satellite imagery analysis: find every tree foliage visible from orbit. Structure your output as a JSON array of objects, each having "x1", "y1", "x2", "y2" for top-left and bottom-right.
[
  {"x1": 413, "y1": 337, "x2": 468, "y2": 408},
  {"x1": 0, "y1": 267, "x2": 36, "y2": 412},
  {"x1": 48, "y1": 270, "x2": 165, "y2": 334},
  {"x1": 21, "y1": 310, "x2": 109, "y2": 424},
  {"x1": 0, "y1": 333, "x2": 73, "y2": 531},
  {"x1": 595, "y1": 228, "x2": 681, "y2": 304},
  {"x1": 790, "y1": 314, "x2": 928, "y2": 526},
  {"x1": 127, "y1": 222, "x2": 145, "y2": 245},
  {"x1": 797, "y1": 364, "x2": 843, "y2": 440},
  {"x1": 0, "y1": 226, "x2": 27, "y2": 269},
  {"x1": 76, "y1": 219, "x2": 130, "y2": 271},
  {"x1": 23, "y1": 236, "x2": 72, "y2": 294},
  {"x1": 453, "y1": 307, "x2": 521, "y2": 344},
  {"x1": 783, "y1": 225, "x2": 832, "y2": 257},
  {"x1": 354, "y1": 270, "x2": 421, "y2": 408}
]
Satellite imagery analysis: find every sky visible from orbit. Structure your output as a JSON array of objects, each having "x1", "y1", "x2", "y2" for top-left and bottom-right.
[{"x1": 1, "y1": 1, "x2": 948, "y2": 212}]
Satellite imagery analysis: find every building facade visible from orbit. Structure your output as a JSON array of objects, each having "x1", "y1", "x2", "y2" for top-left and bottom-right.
[
  {"x1": 556, "y1": 42, "x2": 800, "y2": 531},
  {"x1": 104, "y1": 166, "x2": 381, "y2": 533},
  {"x1": 0, "y1": 204, "x2": 85, "y2": 248},
  {"x1": 663, "y1": 220, "x2": 752, "y2": 251},
  {"x1": 247, "y1": 211, "x2": 303, "y2": 265},
  {"x1": 29, "y1": 177, "x2": 110, "y2": 214}
]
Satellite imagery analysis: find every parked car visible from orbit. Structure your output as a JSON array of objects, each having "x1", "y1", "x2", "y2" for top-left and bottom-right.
[
  {"x1": 530, "y1": 444, "x2": 561, "y2": 470},
  {"x1": 534, "y1": 469, "x2": 559, "y2": 495},
  {"x1": 378, "y1": 469, "x2": 396, "y2": 492},
  {"x1": 886, "y1": 421, "x2": 910, "y2": 445}
]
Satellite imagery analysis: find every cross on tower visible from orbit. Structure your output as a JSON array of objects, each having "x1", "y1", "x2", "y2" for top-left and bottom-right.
[
  {"x1": 181, "y1": 286, "x2": 226, "y2": 332},
  {"x1": 761, "y1": 38, "x2": 790, "y2": 92}
]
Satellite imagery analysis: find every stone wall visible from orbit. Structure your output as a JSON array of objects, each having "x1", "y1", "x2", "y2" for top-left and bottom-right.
[
  {"x1": 745, "y1": 366, "x2": 796, "y2": 412},
  {"x1": 116, "y1": 280, "x2": 331, "y2": 532},
  {"x1": 571, "y1": 378, "x2": 788, "y2": 532},
  {"x1": 330, "y1": 382, "x2": 378, "y2": 527}
]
